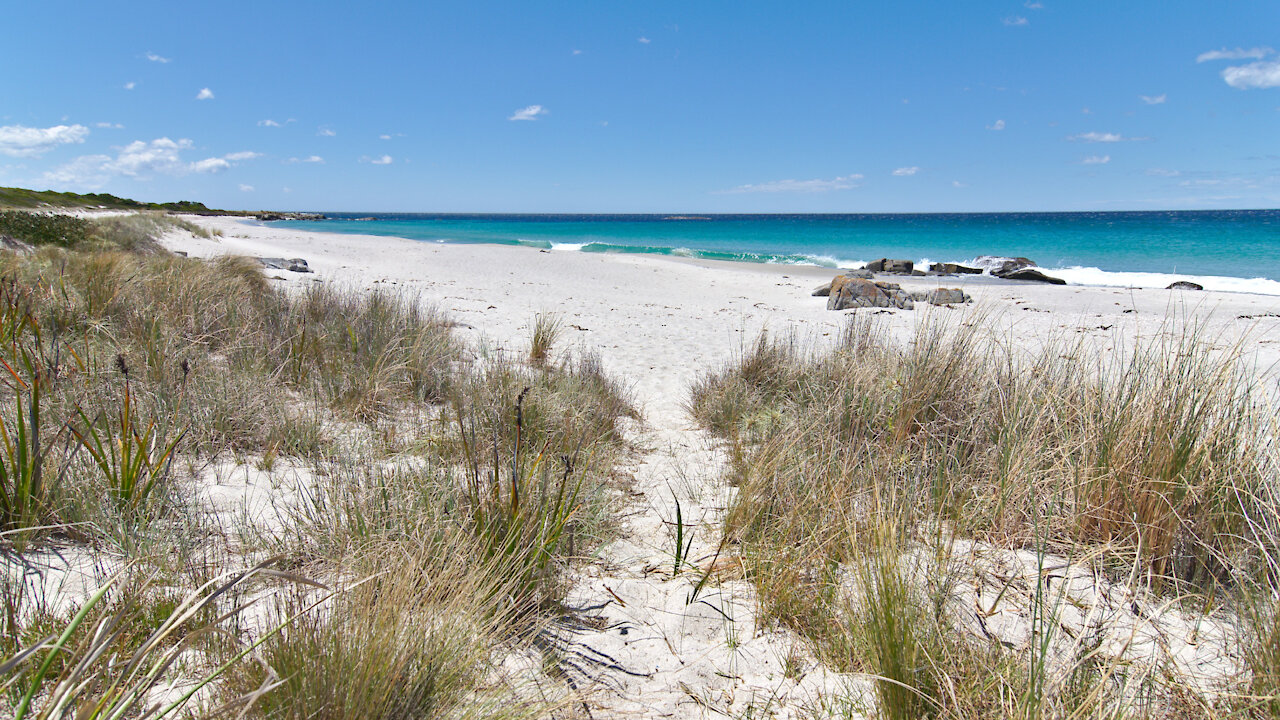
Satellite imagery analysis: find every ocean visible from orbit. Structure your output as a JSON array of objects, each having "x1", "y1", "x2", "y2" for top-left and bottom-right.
[{"x1": 272, "y1": 210, "x2": 1280, "y2": 295}]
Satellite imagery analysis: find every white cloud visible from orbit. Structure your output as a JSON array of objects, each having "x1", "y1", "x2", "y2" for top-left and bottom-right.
[
  {"x1": 892, "y1": 166, "x2": 920, "y2": 176},
  {"x1": 1081, "y1": 106, "x2": 1092, "y2": 114},
  {"x1": 379, "y1": 134, "x2": 392, "y2": 140},
  {"x1": 1069, "y1": 131, "x2": 1143, "y2": 142},
  {"x1": 1146, "y1": 168, "x2": 1181, "y2": 177},
  {"x1": 1024, "y1": 1, "x2": 1043, "y2": 7},
  {"x1": 361, "y1": 155, "x2": 393, "y2": 165},
  {"x1": 952, "y1": 180, "x2": 968, "y2": 188},
  {"x1": 1003, "y1": 16, "x2": 1028, "y2": 26},
  {"x1": 124, "y1": 81, "x2": 136, "y2": 90},
  {"x1": 43, "y1": 137, "x2": 259, "y2": 188},
  {"x1": 987, "y1": 119, "x2": 1005, "y2": 130},
  {"x1": 258, "y1": 119, "x2": 281, "y2": 127},
  {"x1": 1081, "y1": 155, "x2": 1111, "y2": 164},
  {"x1": 286, "y1": 155, "x2": 325, "y2": 164},
  {"x1": 0, "y1": 124, "x2": 90, "y2": 157},
  {"x1": 196, "y1": 88, "x2": 215, "y2": 100},
  {"x1": 1196, "y1": 47, "x2": 1273, "y2": 63},
  {"x1": 1222, "y1": 60, "x2": 1280, "y2": 89},
  {"x1": 637, "y1": 36, "x2": 651, "y2": 44},
  {"x1": 239, "y1": 184, "x2": 254, "y2": 192},
  {"x1": 716, "y1": 174, "x2": 864, "y2": 194},
  {"x1": 509, "y1": 104, "x2": 548, "y2": 121},
  {"x1": 572, "y1": 49, "x2": 583, "y2": 55},
  {"x1": 145, "y1": 52, "x2": 170, "y2": 63},
  {"x1": 317, "y1": 127, "x2": 337, "y2": 137},
  {"x1": 1139, "y1": 94, "x2": 1167, "y2": 105},
  {"x1": 94, "y1": 122, "x2": 124, "y2": 129}
]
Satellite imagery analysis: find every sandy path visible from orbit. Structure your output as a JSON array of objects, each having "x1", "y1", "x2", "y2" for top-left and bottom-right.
[{"x1": 166, "y1": 216, "x2": 1280, "y2": 718}]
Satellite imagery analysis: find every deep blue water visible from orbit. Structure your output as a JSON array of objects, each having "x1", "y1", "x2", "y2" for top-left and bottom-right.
[{"x1": 272, "y1": 211, "x2": 1280, "y2": 294}]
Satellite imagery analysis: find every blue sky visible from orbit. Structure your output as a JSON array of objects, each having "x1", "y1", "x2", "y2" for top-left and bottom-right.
[{"x1": 1, "y1": 1, "x2": 1277, "y2": 212}]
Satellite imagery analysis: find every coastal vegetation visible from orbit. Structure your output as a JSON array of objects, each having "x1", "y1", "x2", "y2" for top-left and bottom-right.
[
  {"x1": 0, "y1": 212, "x2": 636, "y2": 716},
  {"x1": 690, "y1": 318, "x2": 1280, "y2": 717}
]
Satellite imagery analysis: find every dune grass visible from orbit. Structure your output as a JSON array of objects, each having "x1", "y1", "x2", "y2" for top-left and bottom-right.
[
  {"x1": 0, "y1": 217, "x2": 639, "y2": 717},
  {"x1": 690, "y1": 316, "x2": 1278, "y2": 717}
]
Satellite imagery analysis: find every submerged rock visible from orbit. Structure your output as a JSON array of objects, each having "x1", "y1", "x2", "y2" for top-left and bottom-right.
[
  {"x1": 975, "y1": 256, "x2": 1037, "y2": 275},
  {"x1": 1167, "y1": 281, "x2": 1203, "y2": 291}
]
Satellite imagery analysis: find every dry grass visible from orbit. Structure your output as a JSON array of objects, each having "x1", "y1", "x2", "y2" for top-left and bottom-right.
[
  {"x1": 690, "y1": 315, "x2": 1278, "y2": 717},
  {"x1": 0, "y1": 222, "x2": 639, "y2": 716}
]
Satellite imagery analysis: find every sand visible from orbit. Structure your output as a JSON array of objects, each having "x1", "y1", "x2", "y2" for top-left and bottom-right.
[{"x1": 161, "y1": 215, "x2": 1280, "y2": 717}]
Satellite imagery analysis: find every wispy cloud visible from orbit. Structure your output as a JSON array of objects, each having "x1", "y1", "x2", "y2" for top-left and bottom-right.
[
  {"x1": 572, "y1": 49, "x2": 583, "y2": 55},
  {"x1": 1003, "y1": 16, "x2": 1028, "y2": 26},
  {"x1": 196, "y1": 88, "x2": 214, "y2": 100},
  {"x1": 716, "y1": 174, "x2": 863, "y2": 194},
  {"x1": 509, "y1": 104, "x2": 548, "y2": 121},
  {"x1": 1081, "y1": 155, "x2": 1111, "y2": 164},
  {"x1": 1196, "y1": 47, "x2": 1273, "y2": 63},
  {"x1": 1146, "y1": 168, "x2": 1181, "y2": 177},
  {"x1": 317, "y1": 127, "x2": 337, "y2": 137},
  {"x1": 42, "y1": 137, "x2": 259, "y2": 188},
  {"x1": 0, "y1": 124, "x2": 90, "y2": 157},
  {"x1": 1069, "y1": 131, "x2": 1144, "y2": 143},
  {"x1": 1024, "y1": 1, "x2": 1043, "y2": 8},
  {"x1": 952, "y1": 180, "x2": 968, "y2": 188},
  {"x1": 361, "y1": 154, "x2": 393, "y2": 165},
  {"x1": 1222, "y1": 60, "x2": 1280, "y2": 89},
  {"x1": 239, "y1": 184, "x2": 254, "y2": 192},
  {"x1": 892, "y1": 166, "x2": 920, "y2": 176},
  {"x1": 145, "y1": 52, "x2": 170, "y2": 63},
  {"x1": 1139, "y1": 94, "x2": 1166, "y2": 105},
  {"x1": 124, "y1": 81, "x2": 136, "y2": 90},
  {"x1": 258, "y1": 119, "x2": 281, "y2": 127},
  {"x1": 987, "y1": 119, "x2": 1006, "y2": 130},
  {"x1": 637, "y1": 36, "x2": 651, "y2": 44},
  {"x1": 94, "y1": 122, "x2": 124, "y2": 129},
  {"x1": 286, "y1": 155, "x2": 325, "y2": 164}
]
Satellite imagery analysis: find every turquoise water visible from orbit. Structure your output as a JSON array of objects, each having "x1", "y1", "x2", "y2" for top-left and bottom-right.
[{"x1": 273, "y1": 211, "x2": 1280, "y2": 295}]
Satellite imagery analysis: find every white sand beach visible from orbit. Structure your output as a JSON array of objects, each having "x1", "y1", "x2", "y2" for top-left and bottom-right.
[{"x1": 153, "y1": 214, "x2": 1280, "y2": 717}]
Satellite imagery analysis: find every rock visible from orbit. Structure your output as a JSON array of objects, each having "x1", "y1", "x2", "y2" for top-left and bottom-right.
[
  {"x1": 929, "y1": 262, "x2": 982, "y2": 275},
  {"x1": 843, "y1": 268, "x2": 875, "y2": 280},
  {"x1": 174, "y1": 250, "x2": 188, "y2": 257},
  {"x1": 865, "y1": 258, "x2": 914, "y2": 274},
  {"x1": 995, "y1": 268, "x2": 1066, "y2": 285},
  {"x1": 828, "y1": 278, "x2": 914, "y2": 311},
  {"x1": 812, "y1": 281, "x2": 833, "y2": 297},
  {"x1": 1167, "y1": 281, "x2": 1203, "y2": 291},
  {"x1": 918, "y1": 288, "x2": 969, "y2": 305},
  {"x1": 815, "y1": 268, "x2": 878, "y2": 295},
  {"x1": 257, "y1": 257, "x2": 314, "y2": 273},
  {"x1": 254, "y1": 211, "x2": 327, "y2": 221},
  {"x1": 975, "y1": 256, "x2": 1036, "y2": 275}
]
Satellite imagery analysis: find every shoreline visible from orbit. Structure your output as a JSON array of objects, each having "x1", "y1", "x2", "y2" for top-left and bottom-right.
[{"x1": 264, "y1": 215, "x2": 1280, "y2": 297}]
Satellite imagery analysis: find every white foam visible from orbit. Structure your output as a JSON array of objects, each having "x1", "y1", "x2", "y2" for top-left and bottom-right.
[
  {"x1": 1051, "y1": 266, "x2": 1280, "y2": 296},
  {"x1": 551, "y1": 242, "x2": 587, "y2": 252}
]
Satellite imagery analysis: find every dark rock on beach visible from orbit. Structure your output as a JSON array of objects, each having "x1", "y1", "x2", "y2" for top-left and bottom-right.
[
  {"x1": 257, "y1": 257, "x2": 314, "y2": 273},
  {"x1": 254, "y1": 211, "x2": 327, "y2": 221},
  {"x1": 917, "y1": 288, "x2": 970, "y2": 305},
  {"x1": 995, "y1": 268, "x2": 1066, "y2": 285},
  {"x1": 813, "y1": 268, "x2": 874, "y2": 296},
  {"x1": 865, "y1": 258, "x2": 914, "y2": 274},
  {"x1": 828, "y1": 278, "x2": 916, "y2": 310},
  {"x1": 1167, "y1": 281, "x2": 1203, "y2": 291}
]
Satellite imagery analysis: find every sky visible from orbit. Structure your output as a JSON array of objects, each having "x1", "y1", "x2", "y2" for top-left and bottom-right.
[{"x1": 1, "y1": 1, "x2": 1277, "y2": 213}]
